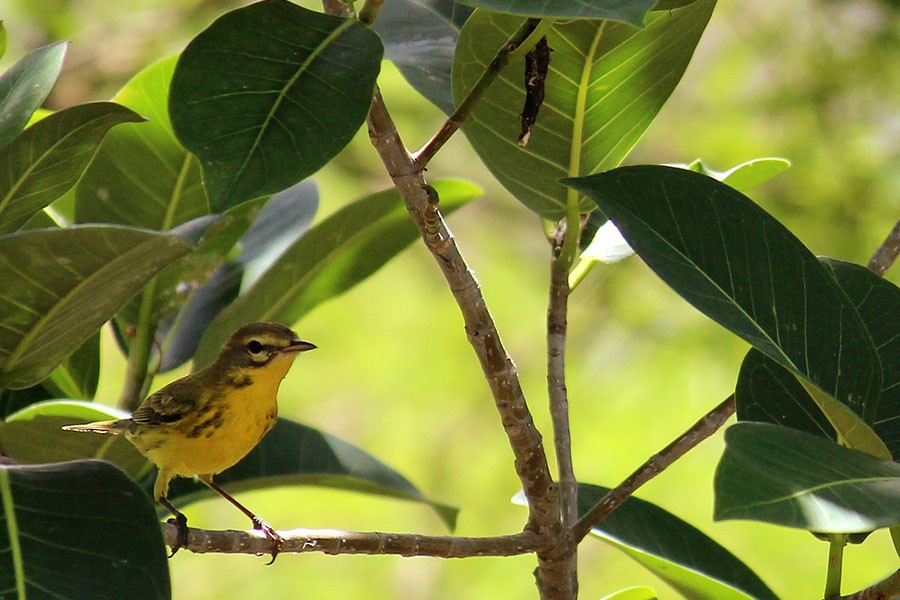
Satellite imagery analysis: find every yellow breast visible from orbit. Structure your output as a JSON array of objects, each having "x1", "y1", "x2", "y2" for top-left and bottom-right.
[{"x1": 130, "y1": 354, "x2": 296, "y2": 477}]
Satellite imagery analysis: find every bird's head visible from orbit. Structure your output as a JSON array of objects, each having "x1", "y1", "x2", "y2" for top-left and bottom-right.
[{"x1": 216, "y1": 321, "x2": 316, "y2": 371}]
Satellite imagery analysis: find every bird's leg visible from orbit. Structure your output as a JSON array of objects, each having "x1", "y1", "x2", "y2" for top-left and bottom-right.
[
  {"x1": 159, "y1": 497, "x2": 189, "y2": 557},
  {"x1": 199, "y1": 475, "x2": 284, "y2": 564}
]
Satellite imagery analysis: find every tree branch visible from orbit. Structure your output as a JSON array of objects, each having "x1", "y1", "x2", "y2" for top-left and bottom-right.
[
  {"x1": 162, "y1": 523, "x2": 548, "y2": 558},
  {"x1": 571, "y1": 394, "x2": 736, "y2": 543},
  {"x1": 867, "y1": 217, "x2": 900, "y2": 276},
  {"x1": 834, "y1": 568, "x2": 900, "y2": 600},
  {"x1": 365, "y1": 85, "x2": 558, "y2": 537}
]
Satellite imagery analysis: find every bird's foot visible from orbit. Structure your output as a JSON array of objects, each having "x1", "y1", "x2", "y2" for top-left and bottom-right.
[
  {"x1": 251, "y1": 516, "x2": 284, "y2": 565},
  {"x1": 166, "y1": 513, "x2": 189, "y2": 558}
]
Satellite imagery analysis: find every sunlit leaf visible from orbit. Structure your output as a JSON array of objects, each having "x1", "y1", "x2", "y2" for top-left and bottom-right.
[
  {"x1": 75, "y1": 56, "x2": 207, "y2": 229},
  {"x1": 715, "y1": 422, "x2": 900, "y2": 532},
  {"x1": 685, "y1": 157, "x2": 790, "y2": 191},
  {"x1": 170, "y1": 0, "x2": 383, "y2": 210},
  {"x1": 0, "y1": 460, "x2": 170, "y2": 600},
  {"x1": 0, "y1": 42, "x2": 67, "y2": 150},
  {"x1": 565, "y1": 165, "x2": 882, "y2": 421},
  {"x1": 0, "y1": 102, "x2": 144, "y2": 233},
  {"x1": 453, "y1": 2, "x2": 713, "y2": 218},
  {"x1": 193, "y1": 179, "x2": 479, "y2": 368},
  {"x1": 0, "y1": 400, "x2": 148, "y2": 480}
]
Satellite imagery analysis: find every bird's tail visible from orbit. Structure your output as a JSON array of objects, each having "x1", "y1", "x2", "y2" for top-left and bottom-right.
[{"x1": 61, "y1": 419, "x2": 129, "y2": 435}]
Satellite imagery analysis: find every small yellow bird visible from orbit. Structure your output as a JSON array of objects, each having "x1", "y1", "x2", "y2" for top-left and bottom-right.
[{"x1": 63, "y1": 321, "x2": 315, "y2": 562}]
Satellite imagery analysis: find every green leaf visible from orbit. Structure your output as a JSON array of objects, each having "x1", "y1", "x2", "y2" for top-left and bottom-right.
[
  {"x1": 577, "y1": 484, "x2": 777, "y2": 600},
  {"x1": 578, "y1": 156, "x2": 787, "y2": 269},
  {"x1": 166, "y1": 418, "x2": 458, "y2": 530},
  {"x1": 685, "y1": 157, "x2": 791, "y2": 191},
  {"x1": 9, "y1": 401, "x2": 456, "y2": 530},
  {"x1": 0, "y1": 42, "x2": 67, "y2": 150},
  {"x1": 736, "y1": 260, "x2": 900, "y2": 458},
  {"x1": 453, "y1": 2, "x2": 713, "y2": 218},
  {"x1": 157, "y1": 180, "x2": 319, "y2": 372},
  {"x1": 0, "y1": 460, "x2": 170, "y2": 600},
  {"x1": 564, "y1": 165, "x2": 882, "y2": 421},
  {"x1": 0, "y1": 102, "x2": 145, "y2": 233},
  {"x1": 715, "y1": 422, "x2": 900, "y2": 532},
  {"x1": 193, "y1": 178, "x2": 479, "y2": 368},
  {"x1": 45, "y1": 332, "x2": 100, "y2": 399},
  {"x1": 0, "y1": 225, "x2": 199, "y2": 389},
  {"x1": 0, "y1": 400, "x2": 149, "y2": 481},
  {"x1": 0, "y1": 23, "x2": 7, "y2": 60},
  {"x1": 373, "y1": 0, "x2": 466, "y2": 114},
  {"x1": 454, "y1": 0, "x2": 657, "y2": 23},
  {"x1": 601, "y1": 587, "x2": 658, "y2": 600},
  {"x1": 75, "y1": 56, "x2": 208, "y2": 229},
  {"x1": 169, "y1": 0, "x2": 384, "y2": 210}
]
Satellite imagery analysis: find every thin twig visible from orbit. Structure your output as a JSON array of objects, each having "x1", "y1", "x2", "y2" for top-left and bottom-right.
[
  {"x1": 358, "y1": 0, "x2": 383, "y2": 25},
  {"x1": 571, "y1": 394, "x2": 736, "y2": 543},
  {"x1": 545, "y1": 220, "x2": 579, "y2": 598},
  {"x1": 162, "y1": 523, "x2": 548, "y2": 558},
  {"x1": 411, "y1": 19, "x2": 546, "y2": 170},
  {"x1": 867, "y1": 217, "x2": 900, "y2": 276}
]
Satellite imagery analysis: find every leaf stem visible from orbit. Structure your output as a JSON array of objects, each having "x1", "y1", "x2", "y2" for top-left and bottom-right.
[
  {"x1": 824, "y1": 534, "x2": 847, "y2": 599},
  {"x1": 118, "y1": 289, "x2": 158, "y2": 411},
  {"x1": 358, "y1": 0, "x2": 383, "y2": 25},
  {"x1": 411, "y1": 18, "x2": 544, "y2": 170},
  {"x1": 571, "y1": 394, "x2": 736, "y2": 542}
]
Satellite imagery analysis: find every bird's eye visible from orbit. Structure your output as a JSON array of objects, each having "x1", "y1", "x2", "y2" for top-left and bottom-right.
[{"x1": 246, "y1": 340, "x2": 265, "y2": 355}]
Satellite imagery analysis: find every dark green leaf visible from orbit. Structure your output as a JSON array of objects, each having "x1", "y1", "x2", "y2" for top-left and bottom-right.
[
  {"x1": 0, "y1": 23, "x2": 7, "y2": 60},
  {"x1": 454, "y1": 2, "x2": 713, "y2": 218},
  {"x1": 166, "y1": 418, "x2": 457, "y2": 529},
  {"x1": 0, "y1": 42, "x2": 67, "y2": 150},
  {"x1": 0, "y1": 460, "x2": 170, "y2": 600},
  {"x1": 0, "y1": 102, "x2": 145, "y2": 233},
  {"x1": 193, "y1": 178, "x2": 479, "y2": 368},
  {"x1": 373, "y1": 0, "x2": 464, "y2": 114},
  {"x1": 0, "y1": 225, "x2": 199, "y2": 389},
  {"x1": 454, "y1": 0, "x2": 657, "y2": 23},
  {"x1": 170, "y1": 0, "x2": 383, "y2": 210},
  {"x1": 824, "y1": 260, "x2": 900, "y2": 454},
  {"x1": 736, "y1": 259, "x2": 900, "y2": 457},
  {"x1": 565, "y1": 165, "x2": 882, "y2": 421},
  {"x1": 75, "y1": 56, "x2": 208, "y2": 229},
  {"x1": 715, "y1": 422, "x2": 900, "y2": 532},
  {"x1": 577, "y1": 484, "x2": 777, "y2": 600}
]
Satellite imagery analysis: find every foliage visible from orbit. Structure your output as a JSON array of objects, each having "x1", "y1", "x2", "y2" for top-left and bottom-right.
[{"x1": 1, "y1": 0, "x2": 899, "y2": 599}]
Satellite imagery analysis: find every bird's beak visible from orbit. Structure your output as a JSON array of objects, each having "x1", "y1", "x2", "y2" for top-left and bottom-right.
[{"x1": 280, "y1": 339, "x2": 316, "y2": 354}]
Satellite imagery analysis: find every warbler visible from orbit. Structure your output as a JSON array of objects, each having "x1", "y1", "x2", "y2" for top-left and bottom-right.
[{"x1": 63, "y1": 321, "x2": 315, "y2": 562}]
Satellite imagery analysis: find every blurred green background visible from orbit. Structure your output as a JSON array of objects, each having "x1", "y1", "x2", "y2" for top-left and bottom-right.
[{"x1": 3, "y1": 0, "x2": 900, "y2": 598}]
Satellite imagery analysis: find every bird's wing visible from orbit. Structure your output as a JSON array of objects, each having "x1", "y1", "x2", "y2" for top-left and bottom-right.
[{"x1": 131, "y1": 382, "x2": 197, "y2": 426}]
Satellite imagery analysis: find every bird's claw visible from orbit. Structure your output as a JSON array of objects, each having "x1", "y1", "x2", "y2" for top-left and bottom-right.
[
  {"x1": 166, "y1": 514, "x2": 189, "y2": 558},
  {"x1": 252, "y1": 517, "x2": 284, "y2": 565}
]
